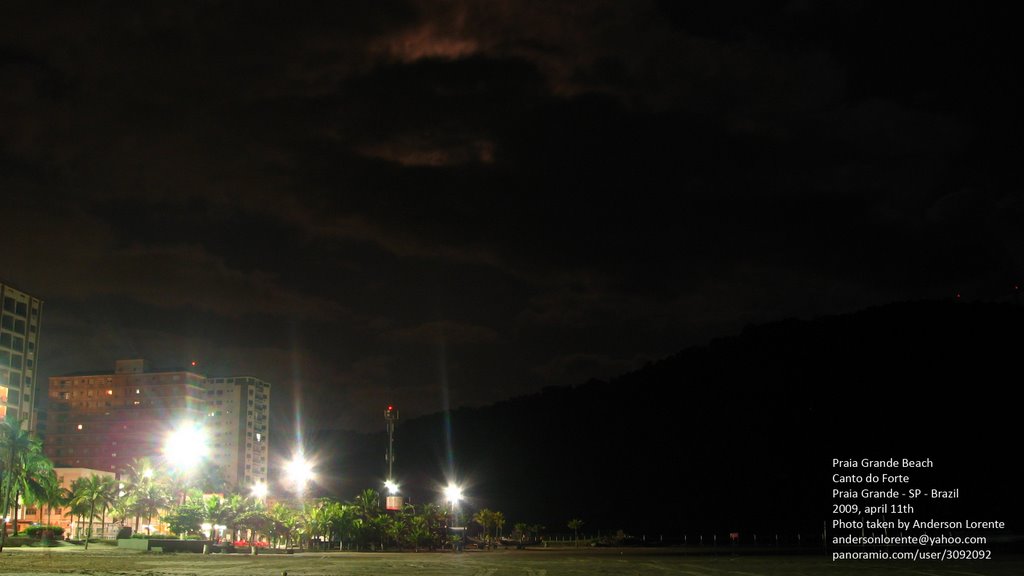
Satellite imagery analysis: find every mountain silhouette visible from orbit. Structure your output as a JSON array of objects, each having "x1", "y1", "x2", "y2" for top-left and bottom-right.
[{"x1": 309, "y1": 299, "x2": 1022, "y2": 538}]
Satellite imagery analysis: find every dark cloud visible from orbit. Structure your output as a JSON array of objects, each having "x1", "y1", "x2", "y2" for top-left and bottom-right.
[{"x1": 2, "y1": 1, "x2": 1021, "y2": 433}]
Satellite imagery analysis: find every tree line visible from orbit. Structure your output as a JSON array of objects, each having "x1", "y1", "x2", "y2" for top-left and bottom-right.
[{"x1": 2, "y1": 416, "x2": 555, "y2": 551}]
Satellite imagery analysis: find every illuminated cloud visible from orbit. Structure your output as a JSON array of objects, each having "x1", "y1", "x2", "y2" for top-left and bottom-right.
[
  {"x1": 357, "y1": 134, "x2": 495, "y2": 166},
  {"x1": 375, "y1": 20, "x2": 481, "y2": 62}
]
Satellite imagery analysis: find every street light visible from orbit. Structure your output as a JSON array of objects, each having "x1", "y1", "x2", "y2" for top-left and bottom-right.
[
  {"x1": 162, "y1": 421, "x2": 209, "y2": 473},
  {"x1": 286, "y1": 452, "x2": 314, "y2": 496},
  {"x1": 444, "y1": 483, "x2": 464, "y2": 551},
  {"x1": 383, "y1": 479, "x2": 402, "y2": 511},
  {"x1": 444, "y1": 484, "x2": 463, "y2": 507},
  {"x1": 162, "y1": 420, "x2": 209, "y2": 504},
  {"x1": 250, "y1": 481, "x2": 268, "y2": 501}
]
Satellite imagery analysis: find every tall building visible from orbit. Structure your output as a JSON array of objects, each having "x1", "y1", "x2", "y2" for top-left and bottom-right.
[
  {"x1": 45, "y1": 360, "x2": 271, "y2": 490},
  {"x1": 45, "y1": 359, "x2": 207, "y2": 473},
  {"x1": 0, "y1": 282, "x2": 43, "y2": 430},
  {"x1": 204, "y1": 376, "x2": 271, "y2": 490}
]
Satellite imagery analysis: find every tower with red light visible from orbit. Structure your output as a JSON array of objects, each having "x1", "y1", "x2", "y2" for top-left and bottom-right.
[{"x1": 384, "y1": 404, "x2": 402, "y2": 510}]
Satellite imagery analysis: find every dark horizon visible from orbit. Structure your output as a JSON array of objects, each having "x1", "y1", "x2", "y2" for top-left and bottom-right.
[{"x1": 297, "y1": 299, "x2": 1024, "y2": 536}]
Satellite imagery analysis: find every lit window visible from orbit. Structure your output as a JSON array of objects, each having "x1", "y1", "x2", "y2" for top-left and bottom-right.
[{"x1": 106, "y1": 389, "x2": 113, "y2": 395}]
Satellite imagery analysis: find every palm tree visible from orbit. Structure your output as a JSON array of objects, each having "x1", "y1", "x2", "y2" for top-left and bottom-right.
[
  {"x1": 355, "y1": 488, "x2": 380, "y2": 520},
  {"x1": 391, "y1": 502, "x2": 417, "y2": 550},
  {"x1": 407, "y1": 509, "x2": 432, "y2": 551},
  {"x1": 1, "y1": 415, "x2": 40, "y2": 550},
  {"x1": 568, "y1": 518, "x2": 584, "y2": 547},
  {"x1": 121, "y1": 457, "x2": 157, "y2": 532},
  {"x1": 417, "y1": 502, "x2": 447, "y2": 551},
  {"x1": 221, "y1": 493, "x2": 248, "y2": 542},
  {"x1": 350, "y1": 489, "x2": 382, "y2": 550},
  {"x1": 69, "y1": 474, "x2": 115, "y2": 549},
  {"x1": 64, "y1": 479, "x2": 92, "y2": 540},
  {"x1": 327, "y1": 501, "x2": 357, "y2": 551},
  {"x1": 110, "y1": 493, "x2": 133, "y2": 532},
  {"x1": 21, "y1": 466, "x2": 57, "y2": 526},
  {"x1": 305, "y1": 499, "x2": 331, "y2": 550},
  {"x1": 96, "y1": 476, "x2": 118, "y2": 538},
  {"x1": 473, "y1": 508, "x2": 507, "y2": 547},
  {"x1": 375, "y1": 514, "x2": 396, "y2": 550},
  {"x1": 9, "y1": 440, "x2": 52, "y2": 535},
  {"x1": 513, "y1": 522, "x2": 529, "y2": 544},
  {"x1": 268, "y1": 502, "x2": 297, "y2": 548},
  {"x1": 236, "y1": 499, "x2": 272, "y2": 547},
  {"x1": 202, "y1": 495, "x2": 226, "y2": 540},
  {"x1": 38, "y1": 472, "x2": 70, "y2": 528},
  {"x1": 473, "y1": 508, "x2": 494, "y2": 546},
  {"x1": 134, "y1": 482, "x2": 170, "y2": 534},
  {"x1": 493, "y1": 510, "x2": 505, "y2": 542}
]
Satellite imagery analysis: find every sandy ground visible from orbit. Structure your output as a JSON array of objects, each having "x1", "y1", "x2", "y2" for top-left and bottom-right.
[{"x1": 3, "y1": 543, "x2": 1024, "y2": 576}]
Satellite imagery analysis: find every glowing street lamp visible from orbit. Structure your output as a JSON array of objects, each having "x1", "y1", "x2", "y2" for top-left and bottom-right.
[
  {"x1": 286, "y1": 452, "x2": 315, "y2": 496},
  {"x1": 162, "y1": 421, "x2": 209, "y2": 473},
  {"x1": 443, "y1": 483, "x2": 465, "y2": 551},
  {"x1": 163, "y1": 421, "x2": 209, "y2": 505},
  {"x1": 444, "y1": 483, "x2": 463, "y2": 508},
  {"x1": 250, "y1": 481, "x2": 268, "y2": 501},
  {"x1": 384, "y1": 479, "x2": 400, "y2": 510}
]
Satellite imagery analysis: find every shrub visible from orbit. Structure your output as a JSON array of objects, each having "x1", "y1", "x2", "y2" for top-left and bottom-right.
[
  {"x1": 24, "y1": 525, "x2": 65, "y2": 539},
  {"x1": 233, "y1": 540, "x2": 269, "y2": 547}
]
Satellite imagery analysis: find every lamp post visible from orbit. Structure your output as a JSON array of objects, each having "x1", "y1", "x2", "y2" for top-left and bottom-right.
[
  {"x1": 285, "y1": 452, "x2": 314, "y2": 552},
  {"x1": 286, "y1": 452, "x2": 314, "y2": 497},
  {"x1": 250, "y1": 481, "x2": 268, "y2": 502},
  {"x1": 162, "y1": 421, "x2": 209, "y2": 505},
  {"x1": 384, "y1": 479, "x2": 401, "y2": 511},
  {"x1": 444, "y1": 483, "x2": 464, "y2": 551},
  {"x1": 383, "y1": 406, "x2": 404, "y2": 511}
]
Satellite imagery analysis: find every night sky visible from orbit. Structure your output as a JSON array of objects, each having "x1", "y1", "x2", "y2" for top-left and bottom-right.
[{"x1": 3, "y1": 2, "x2": 1021, "y2": 435}]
